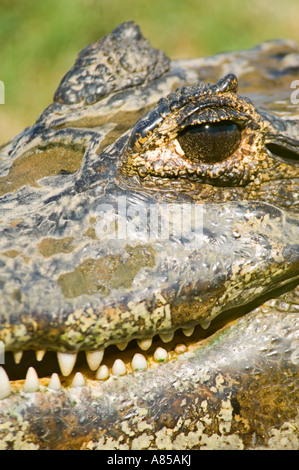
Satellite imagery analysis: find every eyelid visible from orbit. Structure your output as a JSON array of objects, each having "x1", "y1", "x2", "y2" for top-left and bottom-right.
[
  {"x1": 178, "y1": 111, "x2": 248, "y2": 133},
  {"x1": 129, "y1": 108, "x2": 250, "y2": 155}
]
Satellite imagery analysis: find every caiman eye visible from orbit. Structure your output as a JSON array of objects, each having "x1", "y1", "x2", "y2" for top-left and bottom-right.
[{"x1": 177, "y1": 121, "x2": 242, "y2": 164}]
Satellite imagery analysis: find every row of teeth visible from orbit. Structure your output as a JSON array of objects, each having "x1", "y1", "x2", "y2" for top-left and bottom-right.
[
  {"x1": 0, "y1": 323, "x2": 212, "y2": 400},
  {"x1": 0, "y1": 346, "x2": 177, "y2": 399},
  {"x1": 0, "y1": 348, "x2": 161, "y2": 398},
  {"x1": 9, "y1": 324, "x2": 210, "y2": 373}
]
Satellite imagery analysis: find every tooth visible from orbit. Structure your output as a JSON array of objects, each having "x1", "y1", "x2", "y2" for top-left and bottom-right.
[
  {"x1": 48, "y1": 373, "x2": 61, "y2": 391},
  {"x1": 200, "y1": 320, "x2": 211, "y2": 330},
  {"x1": 154, "y1": 347, "x2": 168, "y2": 363},
  {"x1": 95, "y1": 364, "x2": 109, "y2": 380},
  {"x1": 175, "y1": 343, "x2": 187, "y2": 355},
  {"x1": 86, "y1": 350, "x2": 104, "y2": 371},
  {"x1": 71, "y1": 372, "x2": 85, "y2": 388},
  {"x1": 13, "y1": 351, "x2": 23, "y2": 364},
  {"x1": 132, "y1": 353, "x2": 147, "y2": 371},
  {"x1": 23, "y1": 367, "x2": 39, "y2": 393},
  {"x1": 116, "y1": 342, "x2": 128, "y2": 351},
  {"x1": 159, "y1": 332, "x2": 174, "y2": 343},
  {"x1": 0, "y1": 367, "x2": 11, "y2": 399},
  {"x1": 182, "y1": 327, "x2": 195, "y2": 337},
  {"x1": 137, "y1": 338, "x2": 152, "y2": 351},
  {"x1": 36, "y1": 350, "x2": 46, "y2": 362},
  {"x1": 112, "y1": 359, "x2": 127, "y2": 376},
  {"x1": 57, "y1": 352, "x2": 77, "y2": 376}
]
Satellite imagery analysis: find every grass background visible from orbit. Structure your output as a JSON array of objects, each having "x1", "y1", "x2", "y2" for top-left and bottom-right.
[{"x1": 0, "y1": 0, "x2": 298, "y2": 144}]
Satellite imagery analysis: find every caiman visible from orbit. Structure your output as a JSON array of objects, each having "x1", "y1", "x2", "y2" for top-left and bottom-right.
[{"x1": 0, "y1": 21, "x2": 298, "y2": 450}]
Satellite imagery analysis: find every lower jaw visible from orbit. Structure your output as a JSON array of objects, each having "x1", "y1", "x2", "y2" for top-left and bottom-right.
[{"x1": 0, "y1": 309, "x2": 298, "y2": 450}]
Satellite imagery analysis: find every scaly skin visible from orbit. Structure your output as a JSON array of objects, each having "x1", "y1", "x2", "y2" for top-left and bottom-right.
[{"x1": 0, "y1": 22, "x2": 298, "y2": 449}]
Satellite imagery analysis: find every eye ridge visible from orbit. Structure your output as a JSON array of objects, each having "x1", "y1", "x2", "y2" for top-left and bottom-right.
[{"x1": 177, "y1": 120, "x2": 242, "y2": 164}]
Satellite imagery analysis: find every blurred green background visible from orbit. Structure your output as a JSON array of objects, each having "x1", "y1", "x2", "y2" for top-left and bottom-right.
[{"x1": 0, "y1": 0, "x2": 298, "y2": 144}]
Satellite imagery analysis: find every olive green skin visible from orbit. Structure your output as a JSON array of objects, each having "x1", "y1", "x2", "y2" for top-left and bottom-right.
[{"x1": 0, "y1": 22, "x2": 298, "y2": 449}]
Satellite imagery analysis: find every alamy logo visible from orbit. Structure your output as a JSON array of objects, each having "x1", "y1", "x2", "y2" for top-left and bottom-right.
[
  {"x1": 95, "y1": 196, "x2": 203, "y2": 243},
  {"x1": 290, "y1": 80, "x2": 299, "y2": 105},
  {"x1": 0, "y1": 81, "x2": 4, "y2": 104}
]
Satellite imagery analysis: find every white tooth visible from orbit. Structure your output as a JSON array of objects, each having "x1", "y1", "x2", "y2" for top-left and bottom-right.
[
  {"x1": 132, "y1": 353, "x2": 147, "y2": 371},
  {"x1": 137, "y1": 338, "x2": 152, "y2": 351},
  {"x1": 0, "y1": 367, "x2": 11, "y2": 399},
  {"x1": 95, "y1": 364, "x2": 109, "y2": 380},
  {"x1": 36, "y1": 350, "x2": 46, "y2": 362},
  {"x1": 159, "y1": 332, "x2": 174, "y2": 343},
  {"x1": 112, "y1": 359, "x2": 127, "y2": 376},
  {"x1": 57, "y1": 352, "x2": 77, "y2": 376},
  {"x1": 86, "y1": 350, "x2": 104, "y2": 371},
  {"x1": 116, "y1": 342, "x2": 128, "y2": 351},
  {"x1": 71, "y1": 372, "x2": 85, "y2": 388},
  {"x1": 175, "y1": 343, "x2": 187, "y2": 355},
  {"x1": 48, "y1": 373, "x2": 61, "y2": 391},
  {"x1": 13, "y1": 351, "x2": 23, "y2": 364},
  {"x1": 182, "y1": 327, "x2": 195, "y2": 337},
  {"x1": 200, "y1": 320, "x2": 211, "y2": 330},
  {"x1": 154, "y1": 347, "x2": 168, "y2": 363},
  {"x1": 23, "y1": 367, "x2": 39, "y2": 393}
]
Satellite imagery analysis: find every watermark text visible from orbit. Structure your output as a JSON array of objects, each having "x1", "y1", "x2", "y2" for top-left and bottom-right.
[
  {"x1": 290, "y1": 80, "x2": 299, "y2": 104},
  {"x1": 95, "y1": 196, "x2": 203, "y2": 243}
]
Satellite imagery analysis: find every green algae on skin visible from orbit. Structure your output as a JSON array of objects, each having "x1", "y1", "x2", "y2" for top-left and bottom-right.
[
  {"x1": 0, "y1": 145, "x2": 85, "y2": 197},
  {"x1": 58, "y1": 245, "x2": 156, "y2": 298},
  {"x1": 38, "y1": 237, "x2": 76, "y2": 258}
]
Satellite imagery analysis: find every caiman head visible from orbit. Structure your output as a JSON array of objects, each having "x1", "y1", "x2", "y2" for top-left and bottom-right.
[{"x1": 0, "y1": 22, "x2": 298, "y2": 450}]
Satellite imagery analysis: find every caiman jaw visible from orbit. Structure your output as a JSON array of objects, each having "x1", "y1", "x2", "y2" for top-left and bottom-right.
[
  {"x1": 2, "y1": 269, "x2": 297, "y2": 397},
  {"x1": 1, "y1": 317, "x2": 224, "y2": 397}
]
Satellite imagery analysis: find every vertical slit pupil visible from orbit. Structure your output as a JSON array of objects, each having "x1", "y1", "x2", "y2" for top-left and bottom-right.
[{"x1": 177, "y1": 121, "x2": 242, "y2": 164}]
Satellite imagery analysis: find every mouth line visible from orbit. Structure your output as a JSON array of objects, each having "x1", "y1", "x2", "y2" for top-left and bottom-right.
[
  {"x1": 1, "y1": 276, "x2": 298, "y2": 399},
  {"x1": 1, "y1": 308, "x2": 242, "y2": 397}
]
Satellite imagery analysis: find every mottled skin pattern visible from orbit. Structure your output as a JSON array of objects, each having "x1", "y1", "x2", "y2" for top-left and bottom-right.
[{"x1": 0, "y1": 22, "x2": 298, "y2": 449}]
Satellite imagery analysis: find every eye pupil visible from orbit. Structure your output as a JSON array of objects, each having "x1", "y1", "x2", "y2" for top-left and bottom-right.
[{"x1": 177, "y1": 121, "x2": 241, "y2": 164}]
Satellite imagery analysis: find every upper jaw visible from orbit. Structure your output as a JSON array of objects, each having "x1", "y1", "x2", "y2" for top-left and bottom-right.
[{"x1": 1, "y1": 199, "x2": 298, "y2": 355}]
